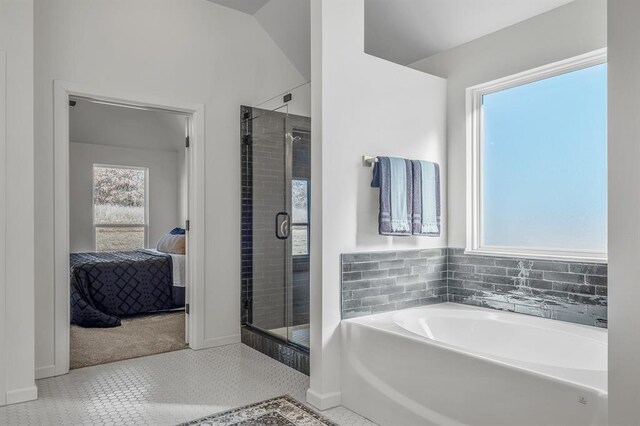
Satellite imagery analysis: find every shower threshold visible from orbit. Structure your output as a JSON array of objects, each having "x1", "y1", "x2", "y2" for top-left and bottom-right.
[{"x1": 266, "y1": 323, "x2": 310, "y2": 348}]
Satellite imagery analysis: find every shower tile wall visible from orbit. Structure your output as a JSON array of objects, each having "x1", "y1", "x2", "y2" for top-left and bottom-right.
[
  {"x1": 340, "y1": 248, "x2": 608, "y2": 328},
  {"x1": 246, "y1": 109, "x2": 287, "y2": 330},
  {"x1": 241, "y1": 108, "x2": 252, "y2": 325}
]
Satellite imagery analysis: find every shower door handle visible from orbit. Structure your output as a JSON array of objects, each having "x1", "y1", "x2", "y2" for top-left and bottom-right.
[{"x1": 275, "y1": 212, "x2": 291, "y2": 240}]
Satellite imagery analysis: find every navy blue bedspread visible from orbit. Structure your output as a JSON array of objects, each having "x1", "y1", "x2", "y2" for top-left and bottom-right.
[{"x1": 70, "y1": 250, "x2": 174, "y2": 328}]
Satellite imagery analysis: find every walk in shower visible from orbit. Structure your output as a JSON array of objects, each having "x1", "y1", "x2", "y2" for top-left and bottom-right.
[{"x1": 241, "y1": 104, "x2": 311, "y2": 350}]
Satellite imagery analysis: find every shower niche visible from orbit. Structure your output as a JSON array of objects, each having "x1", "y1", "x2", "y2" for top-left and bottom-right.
[{"x1": 241, "y1": 104, "x2": 311, "y2": 351}]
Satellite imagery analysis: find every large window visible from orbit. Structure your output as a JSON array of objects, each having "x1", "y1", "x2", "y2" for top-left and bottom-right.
[
  {"x1": 292, "y1": 179, "x2": 310, "y2": 256},
  {"x1": 467, "y1": 50, "x2": 607, "y2": 261},
  {"x1": 93, "y1": 165, "x2": 148, "y2": 252}
]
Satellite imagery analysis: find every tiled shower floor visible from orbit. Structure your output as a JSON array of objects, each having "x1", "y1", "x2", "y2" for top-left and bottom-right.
[
  {"x1": 268, "y1": 324, "x2": 310, "y2": 348},
  {"x1": 0, "y1": 344, "x2": 374, "y2": 426}
]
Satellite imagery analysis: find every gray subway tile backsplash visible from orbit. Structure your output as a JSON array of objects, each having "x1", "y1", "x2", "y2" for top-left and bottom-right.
[
  {"x1": 341, "y1": 249, "x2": 448, "y2": 320},
  {"x1": 341, "y1": 247, "x2": 608, "y2": 328}
]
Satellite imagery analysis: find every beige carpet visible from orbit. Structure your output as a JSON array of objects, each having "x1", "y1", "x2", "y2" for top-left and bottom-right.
[{"x1": 71, "y1": 311, "x2": 188, "y2": 370}]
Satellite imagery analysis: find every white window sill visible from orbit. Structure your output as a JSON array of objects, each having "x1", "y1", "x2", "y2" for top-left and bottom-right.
[{"x1": 464, "y1": 248, "x2": 607, "y2": 264}]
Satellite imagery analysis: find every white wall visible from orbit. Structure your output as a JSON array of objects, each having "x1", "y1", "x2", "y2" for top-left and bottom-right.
[
  {"x1": 410, "y1": 0, "x2": 607, "y2": 248},
  {"x1": 308, "y1": 0, "x2": 447, "y2": 409},
  {"x1": 608, "y1": 0, "x2": 640, "y2": 423},
  {"x1": 34, "y1": 0, "x2": 306, "y2": 376},
  {"x1": 0, "y1": 0, "x2": 37, "y2": 405},
  {"x1": 255, "y1": 82, "x2": 311, "y2": 118},
  {"x1": 69, "y1": 142, "x2": 181, "y2": 253}
]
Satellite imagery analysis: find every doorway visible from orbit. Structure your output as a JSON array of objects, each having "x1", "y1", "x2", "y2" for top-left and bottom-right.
[
  {"x1": 53, "y1": 82, "x2": 205, "y2": 376},
  {"x1": 68, "y1": 97, "x2": 191, "y2": 368}
]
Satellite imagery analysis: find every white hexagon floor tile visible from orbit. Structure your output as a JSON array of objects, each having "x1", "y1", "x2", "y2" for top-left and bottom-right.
[{"x1": 0, "y1": 344, "x2": 376, "y2": 426}]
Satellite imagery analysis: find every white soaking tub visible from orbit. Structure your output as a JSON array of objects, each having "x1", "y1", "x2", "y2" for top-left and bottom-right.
[{"x1": 341, "y1": 303, "x2": 607, "y2": 426}]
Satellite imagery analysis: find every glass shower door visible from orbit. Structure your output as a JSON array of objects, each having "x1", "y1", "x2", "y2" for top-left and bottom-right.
[
  {"x1": 245, "y1": 106, "x2": 292, "y2": 340},
  {"x1": 286, "y1": 126, "x2": 311, "y2": 348},
  {"x1": 241, "y1": 105, "x2": 310, "y2": 349}
]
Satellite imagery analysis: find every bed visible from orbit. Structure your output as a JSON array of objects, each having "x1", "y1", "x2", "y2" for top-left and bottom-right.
[
  {"x1": 146, "y1": 248, "x2": 186, "y2": 307},
  {"x1": 70, "y1": 249, "x2": 186, "y2": 328}
]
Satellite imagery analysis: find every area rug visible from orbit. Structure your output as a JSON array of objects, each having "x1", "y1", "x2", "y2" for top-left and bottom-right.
[
  {"x1": 71, "y1": 311, "x2": 188, "y2": 369},
  {"x1": 179, "y1": 395, "x2": 338, "y2": 426}
]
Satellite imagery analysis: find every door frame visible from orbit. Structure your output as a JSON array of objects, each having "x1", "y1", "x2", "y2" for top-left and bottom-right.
[
  {"x1": 52, "y1": 80, "x2": 206, "y2": 376},
  {"x1": 0, "y1": 51, "x2": 7, "y2": 404}
]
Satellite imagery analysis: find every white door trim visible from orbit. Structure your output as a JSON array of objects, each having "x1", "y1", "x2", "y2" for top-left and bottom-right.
[
  {"x1": 52, "y1": 80, "x2": 206, "y2": 377},
  {"x1": 0, "y1": 51, "x2": 7, "y2": 405}
]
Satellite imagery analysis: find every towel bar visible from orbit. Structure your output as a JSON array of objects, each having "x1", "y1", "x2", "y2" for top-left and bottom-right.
[{"x1": 362, "y1": 156, "x2": 379, "y2": 167}]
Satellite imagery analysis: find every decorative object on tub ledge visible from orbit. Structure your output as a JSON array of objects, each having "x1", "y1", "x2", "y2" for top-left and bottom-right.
[
  {"x1": 341, "y1": 247, "x2": 608, "y2": 327},
  {"x1": 178, "y1": 395, "x2": 338, "y2": 426},
  {"x1": 371, "y1": 156, "x2": 413, "y2": 235},
  {"x1": 411, "y1": 160, "x2": 440, "y2": 236}
]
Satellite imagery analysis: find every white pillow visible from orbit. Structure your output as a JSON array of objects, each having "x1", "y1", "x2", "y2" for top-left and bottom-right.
[{"x1": 156, "y1": 234, "x2": 186, "y2": 255}]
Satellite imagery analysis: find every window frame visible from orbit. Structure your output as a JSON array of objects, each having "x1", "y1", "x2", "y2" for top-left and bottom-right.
[
  {"x1": 291, "y1": 177, "x2": 310, "y2": 257},
  {"x1": 465, "y1": 48, "x2": 607, "y2": 263},
  {"x1": 92, "y1": 164, "x2": 149, "y2": 252}
]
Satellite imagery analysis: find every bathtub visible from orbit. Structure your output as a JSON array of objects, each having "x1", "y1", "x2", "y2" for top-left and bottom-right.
[{"x1": 341, "y1": 303, "x2": 607, "y2": 426}]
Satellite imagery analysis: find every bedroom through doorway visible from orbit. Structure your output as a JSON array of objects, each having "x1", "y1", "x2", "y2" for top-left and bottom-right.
[{"x1": 67, "y1": 96, "x2": 192, "y2": 369}]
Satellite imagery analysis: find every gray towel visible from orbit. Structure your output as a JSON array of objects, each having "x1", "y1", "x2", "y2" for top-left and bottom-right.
[
  {"x1": 371, "y1": 157, "x2": 413, "y2": 236},
  {"x1": 411, "y1": 160, "x2": 441, "y2": 236}
]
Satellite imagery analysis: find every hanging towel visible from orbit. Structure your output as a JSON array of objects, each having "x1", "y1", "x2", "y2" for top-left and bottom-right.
[
  {"x1": 371, "y1": 157, "x2": 413, "y2": 235},
  {"x1": 411, "y1": 160, "x2": 441, "y2": 236}
]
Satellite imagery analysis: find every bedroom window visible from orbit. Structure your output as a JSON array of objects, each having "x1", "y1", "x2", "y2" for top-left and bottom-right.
[
  {"x1": 466, "y1": 49, "x2": 607, "y2": 262},
  {"x1": 292, "y1": 179, "x2": 310, "y2": 256},
  {"x1": 93, "y1": 165, "x2": 148, "y2": 252}
]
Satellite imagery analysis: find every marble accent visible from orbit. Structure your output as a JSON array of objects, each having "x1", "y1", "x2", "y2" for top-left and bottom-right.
[
  {"x1": 341, "y1": 248, "x2": 448, "y2": 319},
  {"x1": 447, "y1": 248, "x2": 607, "y2": 328},
  {"x1": 340, "y1": 247, "x2": 608, "y2": 328}
]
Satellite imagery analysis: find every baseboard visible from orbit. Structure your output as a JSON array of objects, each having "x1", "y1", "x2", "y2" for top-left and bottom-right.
[
  {"x1": 35, "y1": 365, "x2": 56, "y2": 380},
  {"x1": 6, "y1": 385, "x2": 38, "y2": 405},
  {"x1": 306, "y1": 388, "x2": 341, "y2": 410},
  {"x1": 202, "y1": 333, "x2": 241, "y2": 348}
]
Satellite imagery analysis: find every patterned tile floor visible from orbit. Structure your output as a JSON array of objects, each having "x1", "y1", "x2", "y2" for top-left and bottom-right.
[{"x1": 0, "y1": 344, "x2": 375, "y2": 426}]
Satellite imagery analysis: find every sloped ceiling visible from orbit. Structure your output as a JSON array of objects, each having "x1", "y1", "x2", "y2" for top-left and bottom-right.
[
  {"x1": 365, "y1": 0, "x2": 575, "y2": 65},
  {"x1": 254, "y1": 0, "x2": 311, "y2": 80},
  {"x1": 209, "y1": 0, "x2": 270, "y2": 14},
  {"x1": 207, "y1": 0, "x2": 575, "y2": 74}
]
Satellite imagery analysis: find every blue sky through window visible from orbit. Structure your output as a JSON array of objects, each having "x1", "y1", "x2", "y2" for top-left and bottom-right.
[{"x1": 481, "y1": 63, "x2": 607, "y2": 252}]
